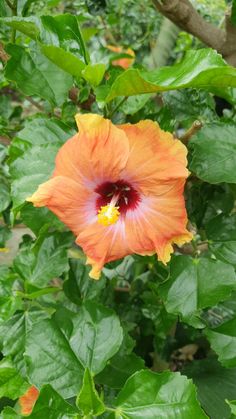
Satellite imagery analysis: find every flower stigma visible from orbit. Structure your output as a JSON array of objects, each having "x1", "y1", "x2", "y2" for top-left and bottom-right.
[{"x1": 97, "y1": 192, "x2": 120, "y2": 226}]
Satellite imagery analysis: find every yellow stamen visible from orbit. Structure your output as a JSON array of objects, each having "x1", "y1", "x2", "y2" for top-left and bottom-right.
[{"x1": 97, "y1": 204, "x2": 120, "y2": 226}]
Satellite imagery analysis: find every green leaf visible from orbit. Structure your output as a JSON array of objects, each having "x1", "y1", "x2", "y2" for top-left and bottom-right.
[
  {"x1": 9, "y1": 117, "x2": 74, "y2": 211},
  {"x1": 40, "y1": 44, "x2": 85, "y2": 78},
  {"x1": 10, "y1": 144, "x2": 59, "y2": 210},
  {"x1": 63, "y1": 259, "x2": 106, "y2": 305},
  {"x1": 76, "y1": 369, "x2": 105, "y2": 416},
  {"x1": 114, "y1": 370, "x2": 207, "y2": 418},
  {"x1": 159, "y1": 255, "x2": 236, "y2": 327},
  {"x1": 96, "y1": 353, "x2": 145, "y2": 389},
  {"x1": 82, "y1": 63, "x2": 106, "y2": 87},
  {"x1": 206, "y1": 317, "x2": 236, "y2": 368},
  {"x1": 27, "y1": 384, "x2": 79, "y2": 418},
  {"x1": 121, "y1": 94, "x2": 152, "y2": 115},
  {"x1": 163, "y1": 89, "x2": 215, "y2": 124},
  {"x1": 0, "y1": 358, "x2": 28, "y2": 400},
  {"x1": 206, "y1": 214, "x2": 236, "y2": 267},
  {"x1": 5, "y1": 44, "x2": 73, "y2": 106},
  {"x1": 0, "y1": 266, "x2": 22, "y2": 322},
  {"x1": 13, "y1": 117, "x2": 75, "y2": 149},
  {"x1": 25, "y1": 318, "x2": 84, "y2": 398},
  {"x1": 20, "y1": 204, "x2": 64, "y2": 235},
  {"x1": 227, "y1": 400, "x2": 236, "y2": 417},
  {"x1": 0, "y1": 178, "x2": 11, "y2": 212},
  {"x1": 39, "y1": 14, "x2": 89, "y2": 64},
  {"x1": 184, "y1": 358, "x2": 236, "y2": 419},
  {"x1": 105, "y1": 49, "x2": 236, "y2": 102},
  {"x1": 0, "y1": 226, "x2": 11, "y2": 248},
  {"x1": 1, "y1": 407, "x2": 20, "y2": 419},
  {"x1": 68, "y1": 301, "x2": 123, "y2": 375},
  {"x1": 1, "y1": 14, "x2": 89, "y2": 64},
  {"x1": 0, "y1": 16, "x2": 39, "y2": 39},
  {"x1": 189, "y1": 122, "x2": 236, "y2": 184},
  {"x1": 0, "y1": 309, "x2": 50, "y2": 374},
  {"x1": 14, "y1": 231, "x2": 72, "y2": 287}
]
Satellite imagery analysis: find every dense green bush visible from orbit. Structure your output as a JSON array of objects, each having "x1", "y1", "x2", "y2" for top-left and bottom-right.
[{"x1": 1, "y1": 1, "x2": 236, "y2": 418}]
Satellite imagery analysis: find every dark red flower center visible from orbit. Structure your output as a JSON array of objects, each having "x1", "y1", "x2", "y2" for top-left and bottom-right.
[{"x1": 95, "y1": 180, "x2": 140, "y2": 215}]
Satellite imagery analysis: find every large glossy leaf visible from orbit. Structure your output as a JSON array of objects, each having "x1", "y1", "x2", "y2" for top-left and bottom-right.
[
  {"x1": 10, "y1": 144, "x2": 59, "y2": 210},
  {"x1": 13, "y1": 231, "x2": 72, "y2": 287},
  {"x1": 27, "y1": 385, "x2": 79, "y2": 418},
  {"x1": 1, "y1": 14, "x2": 89, "y2": 76},
  {"x1": 81, "y1": 63, "x2": 106, "y2": 86},
  {"x1": 20, "y1": 204, "x2": 63, "y2": 235},
  {"x1": 96, "y1": 353, "x2": 145, "y2": 389},
  {"x1": 206, "y1": 214, "x2": 236, "y2": 267},
  {"x1": 0, "y1": 266, "x2": 22, "y2": 322},
  {"x1": 0, "y1": 309, "x2": 50, "y2": 374},
  {"x1": 114, "y1": 370, "x2": 207, "y2": 418},
  {"x1": 189, "y1": 123, "x2": 236, "y2": 184},
  {"x1": 159, "y1": 255, "x2": 236, "y2": 327},
  {"x1": 5, "y1": 44, "x2": 73, "y2": 106},
  {"x1": 9, "y1": 118, "x2": 74, "y2": 211},
  {"x1": 184, "y1": 358, "x2": 236, "y2": 419},
  {"x1": 63, "y1": 259, "x2": 106, "y2": 305},
  {"x1": 25, "y1": 303, "x2": 122, "y2": 397},
  {"x1": 25, "y1": 318, "x2": 84, "y2": 398},
  {"x1": 76, "y1": 369, "x2": 105, "y2": 416},
  {"x1": 205, "y1": 317, "x2": 236, "y2": 368},
  {"x1": 105, "y1": 49, "x2": 236, "y2": 102},
  {"x1": 0, "y1": 358, "x2": 28, "y2": 400},
  {"x1": 13, "y1": 117, "x2": 75, "y2": 149},
  {"x1": 0, "y1": 16, "x2": 39, "y2": 39},
  {"x1": 39, "y1": 14, "x2": 88, "y2": 63},
  {"x1": 40, "y1": 45, "x2": 85, "y2": 78},
  {"x1": 69, "y1": 301, "x2": 123, "y2": 375}
]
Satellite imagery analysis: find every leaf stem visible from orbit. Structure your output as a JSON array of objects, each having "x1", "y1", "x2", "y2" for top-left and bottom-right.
[{"x1": 108, "y1": 96, "x2": 127, "y2": 119}]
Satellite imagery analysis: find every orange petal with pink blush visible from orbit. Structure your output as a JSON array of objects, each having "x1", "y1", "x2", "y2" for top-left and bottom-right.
[
  {"x1": 27, "y1": 176, "x2": 95, "y2": 237},
  {"x1": 54, "y1": 114, "x2": 129, "y2": 187},
  {"x1": 119, "y1": 120, "x2": 189, "y2": 194}
]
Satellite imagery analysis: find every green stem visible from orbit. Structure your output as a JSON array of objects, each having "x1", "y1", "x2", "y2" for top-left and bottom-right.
[
  {"x1": 108, "y1": 96, "x2": 127, "y2": 118},
  {"x1": 105, "y1": 407, "x2": 116, "y2": 412},
  {"x1": 16, "y1": 287, "x2": 62, "y2": 300},
  {"x1": 9, "y1": 0, "x2": 17, "y2": 43}
]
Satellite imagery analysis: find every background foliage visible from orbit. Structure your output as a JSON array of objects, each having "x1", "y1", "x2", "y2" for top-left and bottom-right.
[{"x1": 1, "y1": 0, "x2": 236, "y2": 418}]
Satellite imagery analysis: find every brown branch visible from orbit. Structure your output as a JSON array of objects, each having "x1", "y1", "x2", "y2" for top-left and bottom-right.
[
  {"x1": 179, "y1": 120, "x2": 203, "y2": 144},
  {"x1": 152, "y1": 0, "x2": 225, "y2": 55},
  {"x1": 0, "y1": 43, "x2": 9, "y2": 62}
]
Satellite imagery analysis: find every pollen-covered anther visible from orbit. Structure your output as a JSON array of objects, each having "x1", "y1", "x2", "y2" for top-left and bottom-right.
[{"x1": 97, "y1": 204, "x2": 120, "y2": 226}]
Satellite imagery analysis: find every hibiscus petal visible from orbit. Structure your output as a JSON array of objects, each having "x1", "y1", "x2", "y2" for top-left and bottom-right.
[
  {"x1": 54, "y1": 114, "x2": 130, "y2": 187},
  {"x1": 125, "y1": 179, "x2": 192, "y2": 263},
  {"x1": 119, "y1": 120, "x2": 189, "y2": 194},
  {"x1": 19, "y1": 386, "x2": 39, "y2": 415},
  {"x1": 27, "y1": 176, "x2": 96, "y2": 236},
  {"x1": 76, "y1": 219, "x2": 131, "y2": 279}
]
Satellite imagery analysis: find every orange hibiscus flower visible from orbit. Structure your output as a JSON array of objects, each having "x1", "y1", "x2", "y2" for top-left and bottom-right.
[
  {"x1": 19, "y1": 386, "x2": 39, "y2": 415},
  {"x1": 27, "y1": 114, "x2": 192, "y2": 279},
  {"x1": 107, "y1": 45, "x2": 135, "y2": 69}
]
